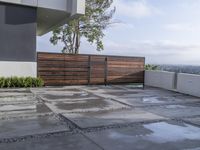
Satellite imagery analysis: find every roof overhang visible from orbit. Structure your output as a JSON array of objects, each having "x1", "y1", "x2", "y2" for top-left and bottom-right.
[{"x1": 0, "y1": 0, "x2": 85, "y2": 35}]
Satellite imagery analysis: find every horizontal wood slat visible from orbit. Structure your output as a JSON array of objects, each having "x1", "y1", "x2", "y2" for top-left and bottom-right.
[{"x1": 37, "y1": 52, "x2": 144, "y2": 86}]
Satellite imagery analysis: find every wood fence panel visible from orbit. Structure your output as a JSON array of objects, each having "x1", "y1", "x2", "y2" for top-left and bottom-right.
[
  {"x1": 37, "y1": 52, "x2": 144, "y2": 86},
  {"x1": 89, "y1": 56, "x2": 106, "y2": 84},
  {"x1": 107, "y1": 56, "x2": 144, "y2": 84}
]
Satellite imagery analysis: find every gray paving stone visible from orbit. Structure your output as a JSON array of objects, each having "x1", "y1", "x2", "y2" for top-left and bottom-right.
[
  {"x1": 183, "y1": 117, "x2": 200, "y2": 126},
  {"x1": 0, "y1": 115, "x2": 70, "y2": 139},
  {"x1": 0, "y1": 85, "x2": 200, "y2": 150},
  {"x1": 0, "y1": 103, "x2": 36, "y2": 112},
  {"x1": 0, "y1": 95, "x2": 36, "y2": 105},
  {"x1": 85, "y1": 121, "x2": 200, "y2": 150},
  {"x1": 143, "y1": 104, "x2": 200, "y2": 118},
  {"x1": 0, "y1": 103, "x2": 52, "y2": 119},
  {"x1": 0, "y1": 133, "x2": 102, "y2": 150},
  {"x1": 109, "y1": 95, "x2": 200, "y2": 107},
  {"x1": 63, "y1": 109, "x2": 166, "y2": 128},
  {"x1": 31, "y1": 87, "x2": 82, "y2": 95},
  {"x1": 45, "y1": 97, "x2": 128, "y2": 113},
  {"x1": 40, "y1": 91, "x2": 94, "y2": 102},
  {"x1": 0, "y1": 89, "x2": 31, "y2": 97}
]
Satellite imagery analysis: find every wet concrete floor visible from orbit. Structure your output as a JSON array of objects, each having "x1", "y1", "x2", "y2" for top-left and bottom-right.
[{"x1": 0, "y1": 85, "x2": 200, "y2": 150}]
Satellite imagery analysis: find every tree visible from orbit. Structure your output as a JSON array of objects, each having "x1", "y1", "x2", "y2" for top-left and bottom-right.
[{"x1": 50, "y1": 0, "x2": 115, "y2": 54}]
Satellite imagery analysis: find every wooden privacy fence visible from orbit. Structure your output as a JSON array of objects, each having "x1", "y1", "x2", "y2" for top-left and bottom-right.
[{"x1": 37, "y1": 52, "x2": 145, "y2": 86}]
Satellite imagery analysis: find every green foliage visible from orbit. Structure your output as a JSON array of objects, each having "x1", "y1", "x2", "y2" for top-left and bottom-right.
[
  {"x1": 145, "y1": 64, "x2": 159, "y2": 71},
  {"x1": 50, "y1": 0, "x2": 115, "y2": 54},
  {"x1": 0, "y1": 77, "x2": 44, "y2": 88}
]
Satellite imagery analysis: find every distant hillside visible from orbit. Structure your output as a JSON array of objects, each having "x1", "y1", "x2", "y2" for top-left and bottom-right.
[{"x1": 156, "y1": 65, "x2": 200, "y2": 75}]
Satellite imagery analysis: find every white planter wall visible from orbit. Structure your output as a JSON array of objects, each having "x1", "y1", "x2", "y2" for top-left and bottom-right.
[
  {"x1": 177, "y1": 73, "x2": 200, "y2": 97},
  {"x1": 145, "y1": 70, "x2": 176, "y2": 90},
  {"x1": 145, "y1": 70, "x2": 200, "y2": 98}
]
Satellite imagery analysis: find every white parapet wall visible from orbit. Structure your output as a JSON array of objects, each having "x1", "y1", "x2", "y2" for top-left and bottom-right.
[
  {"x1": 0, "y1": 61, "x2": 37, "y2": 77},
  {"x1": 145, "y1": 70, "x2": 176, "y2": 90},
  {"x1": 177, "y1": 73, "x2": 200, "y2": 97}
]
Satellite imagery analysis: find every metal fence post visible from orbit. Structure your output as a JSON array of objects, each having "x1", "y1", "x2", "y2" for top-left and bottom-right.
[
  {"x1": 105, "y1": 57, "x2": 108, "y2": 86},
  {"x1": 88, "y1": 56, "x2": 91, "y2": 85}
]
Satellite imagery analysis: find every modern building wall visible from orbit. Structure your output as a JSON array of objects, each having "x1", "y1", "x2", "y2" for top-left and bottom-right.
[
  {"x1": 0, "y1": 3, "x2": 37, "y2": 62},
  {"x1": 0, "y1": 0, "x2": 85, "y2": 35},
  {"x1": 0, "y1": 0, "x2": 37, "y2": 7},
  {"x1": 71, "y1": 0, "x2": 85, "y2": 17},
  {"x1": 0, "y1": 0, "x2": 85, "y2": 78},
  {"x1": 177, "y1": 73, "x2": 200, "y2": 97},
  {"x1": 0, "y1": 0, "x2": 85, "y2": 14},
  {"x1": 0, "y1": 3, "x2": 37, "y2": 77},
  {"x1": 145, "y1": 70, "x2": 176, "y2": 90}
]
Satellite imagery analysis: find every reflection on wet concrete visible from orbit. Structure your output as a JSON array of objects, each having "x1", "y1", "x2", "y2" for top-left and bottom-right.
[
  {"x1": 143, "y1": 122, "x2": 200, "y2": 143},
  {"x1": 45, "y1": 97, "x2": 128, "y2": 113},
  {"x1": 41, "y1": 92, "x2": 90, "y2": 100},
  {"x1": 62, "y1": 109, "x2": 165, "y2": 128},
  {"x1": 143, "y1": 104, "x2": 200, "y2": 118},
  {"x1": 0, "y1": 115, "x2": 70, "y2": 140},
  {"x1": 183, "y1": 117, "x2": 200, "y2": 126},
  {"x1": 55, "y1": 98, "x2": 108, "y2": 110},
  {"x1": 85, "y1": 121, "x2": 200, "y2": 150}
]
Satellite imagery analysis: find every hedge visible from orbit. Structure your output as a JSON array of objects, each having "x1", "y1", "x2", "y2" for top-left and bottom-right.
[{"x1": 0, "y1": 77, "x2": 44, "y2": 88}]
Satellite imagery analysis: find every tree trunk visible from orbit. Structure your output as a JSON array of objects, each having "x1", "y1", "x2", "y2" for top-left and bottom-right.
[{"x1": 75, "y1": 21, "x2": 80, "y2": 54}]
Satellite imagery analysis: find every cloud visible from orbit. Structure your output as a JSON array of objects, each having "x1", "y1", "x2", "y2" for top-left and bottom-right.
[
  {"x1": 164, "y1": 23, "x2": 200, "y2": 32},
  {"x1": 179, "y1": 0, "x2": 200, "y2": 10},
  {"x1": 80, "y1": 40, "x2": 200, "y2": 65},
  {"x1": 108, "y1": 22, "x2": 135, "y2": 31},
  {"x1": 114, "y1": 0, "x2": 161, "y2": 18},
  {"x1": 37, "y1": 33, "x2": 200, "y2": 65}
]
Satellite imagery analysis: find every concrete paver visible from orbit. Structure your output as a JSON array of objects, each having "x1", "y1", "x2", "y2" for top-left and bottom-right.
[
  {"x1": 0, "y1": 133, "x2": 102, "y2": 150},
  {"x1": 39, "y1": 88, "x2": 129, "y2": 113},
  {"x1": 0, "y1": 89, "x2": 33, "y2": 97},
  {"x1": 0, "y1": 103, "x2": 52, "y2": 119},
  {"x1": 45, "y1": 97, "x2": 128, "y2": 113},
  {"x1": 0, "y1": 95, "x2": 36, "y2": 105},
  {"x1": 0, "y1": 115, "x2": 70, "y2": 140},
  {"x1": 0, "y1": 85, "x2": 200, "y2": 150},
  {"x1": 62, "y1": 109, "x2": 166, "y2": 129},
  {"x1": 85, "y1": 121, "x2": 200, "y2": 150},
  {"x1": 143, "y1": 103, "x2": 200, "y2": 118},
  {"x1": 182, "y1": 117, "x2": 200, "y2": 126},
  {"x1": 99, "y1": 92, "x2": 200, "y2": 107}
]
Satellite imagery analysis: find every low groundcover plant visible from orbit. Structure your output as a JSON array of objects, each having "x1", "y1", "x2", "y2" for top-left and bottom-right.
[{"x1": 0, "y1": 77, "x2": 44, "y2": 88}]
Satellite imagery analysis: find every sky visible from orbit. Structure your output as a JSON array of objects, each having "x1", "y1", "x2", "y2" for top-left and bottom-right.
[{"x1": 37, "y1": 0, "x2": 200, "y2": 65}]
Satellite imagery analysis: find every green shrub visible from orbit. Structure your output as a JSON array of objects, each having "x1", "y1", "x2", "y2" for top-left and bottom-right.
[
  {"x1": 0, "y1": 77, "x2": 44, "y2": 88},
  {"x1": 0, "y1": 77, "x2": 5, "y2": 88},
  {"x1": 33, "y1": 78, "x2": 44, "y2": 87},
  {"x1": 145, "y1": 64, "x2": 159, "y2": 71}
]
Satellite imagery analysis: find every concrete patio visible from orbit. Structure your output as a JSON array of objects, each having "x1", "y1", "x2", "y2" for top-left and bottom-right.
[{"x1": 0, "y1": 85, "x2": 200, "y2": 150}]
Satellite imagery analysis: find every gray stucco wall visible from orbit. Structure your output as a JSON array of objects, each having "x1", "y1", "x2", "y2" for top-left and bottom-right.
[{"x1": 0, "y1": 2, "x2": 36, "y2": 62}]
